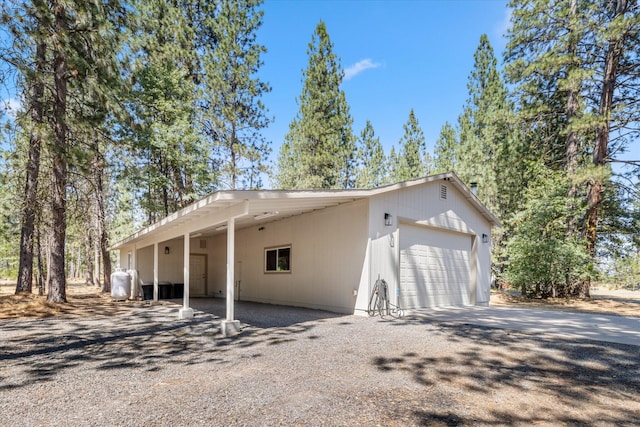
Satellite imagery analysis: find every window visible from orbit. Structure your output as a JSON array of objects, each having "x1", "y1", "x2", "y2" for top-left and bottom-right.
[{"x1": 265, "y1": 246, "x2": 291, "y2": 273}]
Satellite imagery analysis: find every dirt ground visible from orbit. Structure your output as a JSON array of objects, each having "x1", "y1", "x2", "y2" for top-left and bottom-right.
[
  {"x1": 0, "y1": 280, "x2": 150, "y2": 319},
  {"x1": 490, "y1": 287, "x2": 640, "y2": 317},
  {"x1": 2, "y1": 281, "x2": 639, "y2": 426},
  {"x1": 1, "y1": 280, "x2": 639, "y2": 320}
]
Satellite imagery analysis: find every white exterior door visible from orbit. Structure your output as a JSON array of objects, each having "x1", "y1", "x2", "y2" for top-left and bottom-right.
[
  {"x1": 399, "y1": 225, "x2": 472, "y2": 309},
  {"x1": 189, "y1": 254, "x2": 207, "y2": 296}
]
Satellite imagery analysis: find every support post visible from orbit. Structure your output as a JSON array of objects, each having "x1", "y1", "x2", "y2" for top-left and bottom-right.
[
  {"x1": 179, "y1": 232, "x2": 194, "y2": 319},
  {"x1": 221, "y1": 217, "x2": 240, "y2": 336},
  {"x1": 153, "y1": 242, "x2": 158, "y2": 302},
  {"x1": 130, "y1": 246, "x2": 138, "y2": 300}
]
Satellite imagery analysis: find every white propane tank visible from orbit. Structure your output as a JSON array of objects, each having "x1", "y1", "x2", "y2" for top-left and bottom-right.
[{"x1": 111, "y1": 269, "x2": 131, "y2": 301}]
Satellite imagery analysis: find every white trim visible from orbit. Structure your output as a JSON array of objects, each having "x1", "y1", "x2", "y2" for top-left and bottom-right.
[
  {"x1": 183, "y1": 233, "x2": 190, "y2": 310},
  {"x1": 110, "y1": 172, "x2": 500, "y2": 252},
  {"x1": 226, "y1": 217, "x2": 236, "y2": 321}
]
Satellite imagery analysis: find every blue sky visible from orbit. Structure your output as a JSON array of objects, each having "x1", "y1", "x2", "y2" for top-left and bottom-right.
[
  {"x1": 2, "y1": 0, "x2": 635, "y2": 181},
  {"x1": 258, "y1": 0, "x2": 639, "y2": 183},
  {"x1": 0, "y1": 0, "x2": 511, "y2": 157},
  {"x1": 257, "y1": 0, "x2": 512, "y2": 179}
]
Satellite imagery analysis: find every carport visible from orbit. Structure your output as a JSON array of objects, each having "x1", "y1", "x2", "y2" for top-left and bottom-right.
[
  {"x1": 111, "y1": 173, "x2": 499, "y2": 333},
  {"x1": 110, "y1": 189, "x2": 369, "y2": 336}
]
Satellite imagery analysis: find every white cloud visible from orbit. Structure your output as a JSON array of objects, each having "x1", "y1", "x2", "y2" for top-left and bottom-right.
[
  {"x1": 495, "y1": 7, "x2": 513, "y2": 40},
  {"x1": 1, "y1": 98, "x2": 22, "y2": 118},
  {"x1": 344, "y1": 58, "x2": 382, "y2": 81}
]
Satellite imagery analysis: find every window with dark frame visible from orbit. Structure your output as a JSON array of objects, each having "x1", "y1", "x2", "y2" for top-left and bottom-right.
[{"x1": 265, "y1": 246, "x2": 291, "y2": 272}]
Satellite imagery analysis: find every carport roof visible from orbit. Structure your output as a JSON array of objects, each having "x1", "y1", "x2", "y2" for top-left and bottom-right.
[{"x1": 110, "y1": 172, "x2": 500, "y2": 250}]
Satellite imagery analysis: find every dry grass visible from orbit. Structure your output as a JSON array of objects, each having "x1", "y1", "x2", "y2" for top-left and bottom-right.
[
  {"x1": 2, "y1": 280, "x2": 639, "y2": 320},
  {"x1": 0, "y1": 280, "x2": 147, "y2": 320},
  {"x1": 490, "y1": 289, "x2": 640, "y2": 318}
]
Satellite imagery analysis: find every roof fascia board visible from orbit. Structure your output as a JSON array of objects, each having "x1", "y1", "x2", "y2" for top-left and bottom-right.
[
  {"x1": 112, "y1": 200, "x2": 249, "y2": 250},
  {"x1": 446, "y1": 174, "x2": 502, "y2": 227},
  {"x1": 110, "y1": 172, "x2": 501, "y2": 251},
  {"x1": 368, "y1": 172, "x2": 501, "y2": 227}
]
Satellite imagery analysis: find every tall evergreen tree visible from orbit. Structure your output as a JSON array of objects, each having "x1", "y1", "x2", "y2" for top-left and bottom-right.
[
  {"x1": 201, "y1": 0, "x2": 271, "y2": 190},
  {"x1": 506, "y1": 0, "x2": 640, "y2": 295},
  {"x1": 1, "y1": 0, "x2": 48, "y2": 294},
  {"x1": 456, "y1": 34, "x2": 510, "y2": 215},
  {"x1": 354, "y1": 120, "x2": 386, "y2": 188},
  {"x1": 387, "y1": 146, "x2": 403, "y2": 184},
  {"x1": 433, "y1": 122, "x2": 457, "y2": 174},
  {"x1": 124, "y1": 0, "x2": 208, "y2": 223},
  {"x1": 1, "y1": 0, "x2": 125, "y2": 301},
  {"x1": 394, "y1": 109, "x2": 428, "y2": 181},
  {"x1": 583, "y1": 0, "x2": 639, "y2": 261},
  {"x1": 274, "y1": 21, "x2": 355, "y2": 189}
]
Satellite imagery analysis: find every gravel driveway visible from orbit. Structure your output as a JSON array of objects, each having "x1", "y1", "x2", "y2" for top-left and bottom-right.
[{"x1": 1, "y1": 300, "x2": 639, "y2": 426}]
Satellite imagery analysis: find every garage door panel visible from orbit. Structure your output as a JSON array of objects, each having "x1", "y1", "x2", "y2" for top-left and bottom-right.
[{"x1": 400, "y1": 225, "x2": 472, "y2": 309}]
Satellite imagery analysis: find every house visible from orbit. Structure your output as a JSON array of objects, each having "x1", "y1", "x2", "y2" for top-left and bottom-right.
[{"x1": 111, "y1": 172, "x2": 500, "y2": 336}]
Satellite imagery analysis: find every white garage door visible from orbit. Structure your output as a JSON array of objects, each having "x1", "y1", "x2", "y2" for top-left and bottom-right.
[{"x1": 399, "y1": 225, "x2": 472, "y2": 309}]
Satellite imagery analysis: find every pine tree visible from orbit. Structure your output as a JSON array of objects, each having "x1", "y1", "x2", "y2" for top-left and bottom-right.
[
  {"x1": 354, "y1": 120, "x2": 386, "y2": 188},
  {"x1": 456, "y1": 34, "x2": 510, "y2": 215},
  {"x1": 3, "y1": 1, "x2": 48, "y2": 294},
  {"x1": 275, "y1": 21, "x2": 355, "y2": 189},
  {"x1": 395, "y1": 109, "x2": 427, "y2": 181},
  {"x1": 504, "y1": 165, "x2": 591, "y2": 297},
  {"x1": 584, "y1": 0, "x2": 639, "y2": 262},
  {"x1": 387, "y1": 146, "x2": 404, "y2": 184},
  {"x1": 125, "y1": 0, "x2": 208, "y2": 223},
  {"x1": 433, "y1": 122, "x2": 457, "y2": 174},
  {"x1": 2, "y1": 0, "x2": 125, "y2": 301},
  {"x1": 505, "y1": 0, "x2": 592, "y2": 171},
  {"x1": 506, "y1": 0, "x2": 640, "y2": 296},
  {"x1": 201, "y1": 0, "x2": 271, "y2": 190}
]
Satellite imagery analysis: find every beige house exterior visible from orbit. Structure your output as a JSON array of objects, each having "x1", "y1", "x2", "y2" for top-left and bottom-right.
[{"x1": 111, "y1": 172, "x2": 500, "y2": 335}]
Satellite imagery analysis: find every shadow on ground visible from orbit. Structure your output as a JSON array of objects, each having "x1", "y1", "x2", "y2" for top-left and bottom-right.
[
  {"x1": 0, "y1": 299, "x2": 345, "y2": 392},
  {"x1": 370, "y1": 316, "x2": 640, "y2": 425}
]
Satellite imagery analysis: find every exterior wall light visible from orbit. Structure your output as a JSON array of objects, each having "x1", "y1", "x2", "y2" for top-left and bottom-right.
[
  {"x1": 164, "y1": 246, "x2": 170, "y2": 255},
  {"x1": 482, "y1": 234, "x2": 489, "y2": 244},
  {"x1": 470, "y1": 182, "x2": 478, "y2": 196},
  {"x1": 384, "y1": 213, "x2": 393, "y2": 227}
]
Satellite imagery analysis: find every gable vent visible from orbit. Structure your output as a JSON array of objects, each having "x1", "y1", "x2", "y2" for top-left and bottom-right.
[{"x1": 440, "y1": 184, "x2": 448, "y2": 200}]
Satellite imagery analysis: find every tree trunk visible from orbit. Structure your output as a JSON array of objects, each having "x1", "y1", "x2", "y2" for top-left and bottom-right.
[
  {"x1": 15, "y1": 38, "x2": 46, "y2": 295},
  {"x1": 583, "y1": 0, "x2": 628, "y2": 298},
  {"x1": 85, "y1": 230, "x2": 95, "y2": 285},
  {"x1": 564, "y1": 0, "x2": 581, "y2": 236},
  {"x1": 45, "y1": 231, "x2": 51, "y2": 290},
  {"x1": 48, "y1": 0, "x2": 68, "y2": 304},
  {"x1": 94, "y1": 243, "x2": 101, "y2": 287},
  {"x1": 93, "y1": 146, "x2": 111, "y2": 293},
  {"x1": 36, "y1": 226, "x2": 45, "y2": 296}
]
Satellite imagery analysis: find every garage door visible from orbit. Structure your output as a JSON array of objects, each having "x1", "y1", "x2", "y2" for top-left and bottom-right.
[{"x1": 399, "y1": 225, "x2": 472, "y2": 309}]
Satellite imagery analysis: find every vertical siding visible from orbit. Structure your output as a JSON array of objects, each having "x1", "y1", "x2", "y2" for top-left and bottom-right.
[
  {"x1": 136, "y1": 245, "x2": 153, "y2": 284},
  {"x1": 122, "y1": 237, "x2": 214, "y2": 287},
  {"x1": 212, "y1": 199, "x2": 370, "y2": 313},
  {"x1": 363, "y1": 190, "x2": 400, "y2": 313},
  {"x1": 366, "y1": 180, "x2": 493, "y2": 310},
  {"x1": 116, "y1": 179, "x2": 493, "y2": 311}
]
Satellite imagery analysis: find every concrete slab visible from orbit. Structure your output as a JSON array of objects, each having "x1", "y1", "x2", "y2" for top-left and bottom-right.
[{"x1": 410, "y1": 306, "x2": 640, "y2": 346}]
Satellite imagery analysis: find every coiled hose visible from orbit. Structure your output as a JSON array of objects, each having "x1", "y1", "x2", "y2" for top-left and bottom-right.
[{"x1": 367, "y1": 278, "x2": 403, "y2": 318}]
